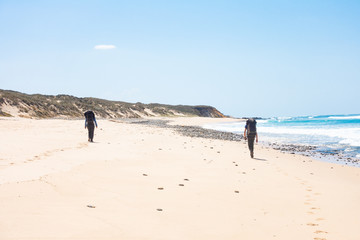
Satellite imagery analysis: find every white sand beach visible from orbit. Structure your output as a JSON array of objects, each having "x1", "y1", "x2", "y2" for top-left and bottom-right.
[{"x1": 1, "y1": 117, "x2": 360, "y2": 240}]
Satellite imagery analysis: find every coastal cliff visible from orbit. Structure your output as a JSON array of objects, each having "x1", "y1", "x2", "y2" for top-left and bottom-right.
[{"x1": 0, "y1": 89, "x2": 226, "y2": 119}]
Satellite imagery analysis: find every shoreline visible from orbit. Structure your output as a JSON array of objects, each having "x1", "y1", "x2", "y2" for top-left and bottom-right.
[
  {"x1": 123, "y1": 118, "x2": 360, "y2": 168},
  {"x1": 266, "y1": 142, "x2": 360, "y2": 168}
]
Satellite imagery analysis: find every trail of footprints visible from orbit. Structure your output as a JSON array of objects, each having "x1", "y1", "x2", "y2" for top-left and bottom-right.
[
  {"x1": 24, "y1": 142, "x2": 88, "y2": 164},
  {"x1": 292, "y1": 174, "x2": 329, "y2": 239},
  {"x1": 142, "y1": 173, "x2": 190, "y2": 212},
  {"x1": 150, "y1": 141, "x2": 223, "y2": 212},
  {"x1": 273, "y1": 165, "x2": 329, "y2": 239},
  {"x1": 250, "y1": 162, "x2": 329, "y2": 240},
  {"x1": 149, "y1": 141, "x2": 329, "y2": 239},
  {"x1": 301, "y1": 181, "x2": 329, "y2": 239}
]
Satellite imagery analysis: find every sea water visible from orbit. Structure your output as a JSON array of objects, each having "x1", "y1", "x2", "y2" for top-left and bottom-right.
[{"x1": 203, "y1": 114, "x2": 360, "y2": 166}]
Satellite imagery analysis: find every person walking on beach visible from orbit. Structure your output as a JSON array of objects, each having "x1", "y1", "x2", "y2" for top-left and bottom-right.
[
  {"x1": 244, "y1": 118, "x2": 258, "y2": 158},
  {"x1": 84, "y1": 110, "x2": 98, "y2": 142}
]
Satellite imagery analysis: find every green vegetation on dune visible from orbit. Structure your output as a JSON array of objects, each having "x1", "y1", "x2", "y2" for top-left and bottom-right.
[{"x1": 0, "y1": 89, "x2": 225, "y2": 119}]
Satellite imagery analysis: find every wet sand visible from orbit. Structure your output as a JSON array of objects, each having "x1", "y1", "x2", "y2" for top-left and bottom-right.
[{"x1": 0, "y1": 117, "x2": 360, "y2": 240}]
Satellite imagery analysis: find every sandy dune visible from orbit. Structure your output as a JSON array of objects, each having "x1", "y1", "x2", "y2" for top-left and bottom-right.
[{"x1": 0, "y1": 117, "x2": 359, "y2": 240}]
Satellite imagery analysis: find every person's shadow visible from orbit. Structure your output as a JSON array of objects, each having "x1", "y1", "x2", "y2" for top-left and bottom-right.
[{"x1": 253, "y1": 158, "x2": 267, "y2": 161}]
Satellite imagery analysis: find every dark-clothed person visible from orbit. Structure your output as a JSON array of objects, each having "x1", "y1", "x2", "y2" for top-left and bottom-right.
[
  {"x1": 244, "y1": 118, "x2": 258, "y2": 158},
  {"x1": 84, "y1": 111, "x2": 98, "y2": 142}
]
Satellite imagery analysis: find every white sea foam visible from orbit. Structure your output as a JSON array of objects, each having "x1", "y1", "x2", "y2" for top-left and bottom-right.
[
  {"x1": 339, "y1": 138, "x2": 360, "y2": 147},
  {"x1": 257, "y1": 127, "x2": 360, "y2": 146},
  {"x1": 203, "y1": 122, "x2": 243, "y2": 133},
  {"x1": 256, "y1": 119, "x2": 269, "y2": 124},
  {"x1": 275, "y1": 116, "x2": 292, "y2": 122},
  {"x1": 328, "y1": 115, "x2": 360, "y2": 120}
]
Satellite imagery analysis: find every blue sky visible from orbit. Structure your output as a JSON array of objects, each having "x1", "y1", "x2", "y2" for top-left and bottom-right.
[{"x1": 0, "y1": 0, "x2": 359, "y2": 117}]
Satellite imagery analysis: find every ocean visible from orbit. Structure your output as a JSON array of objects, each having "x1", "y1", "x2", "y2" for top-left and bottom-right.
[{"x1": 203, "y1": 114, "x2": 360, "y2": 167}]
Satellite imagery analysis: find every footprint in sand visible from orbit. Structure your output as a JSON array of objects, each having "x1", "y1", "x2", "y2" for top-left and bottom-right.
[
  {"x1": 307, "y1": 223, "x2": 319, "y2": 227},
  {"x1": 77, "y1": 143, "x2": 88, "y2": 149}
]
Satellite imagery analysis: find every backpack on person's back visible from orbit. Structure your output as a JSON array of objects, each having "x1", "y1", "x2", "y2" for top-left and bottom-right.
[
  {"x1": 84, "y1": 111, "x2": 95, "y2": 123},
  {"x1": 246, "y1": 118, "x2": 257, "y2": 134}
]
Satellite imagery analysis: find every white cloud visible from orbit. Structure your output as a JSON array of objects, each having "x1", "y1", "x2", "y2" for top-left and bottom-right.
[{"x1": 94, "y1": 45, "x2": 116, "y2": 50}]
